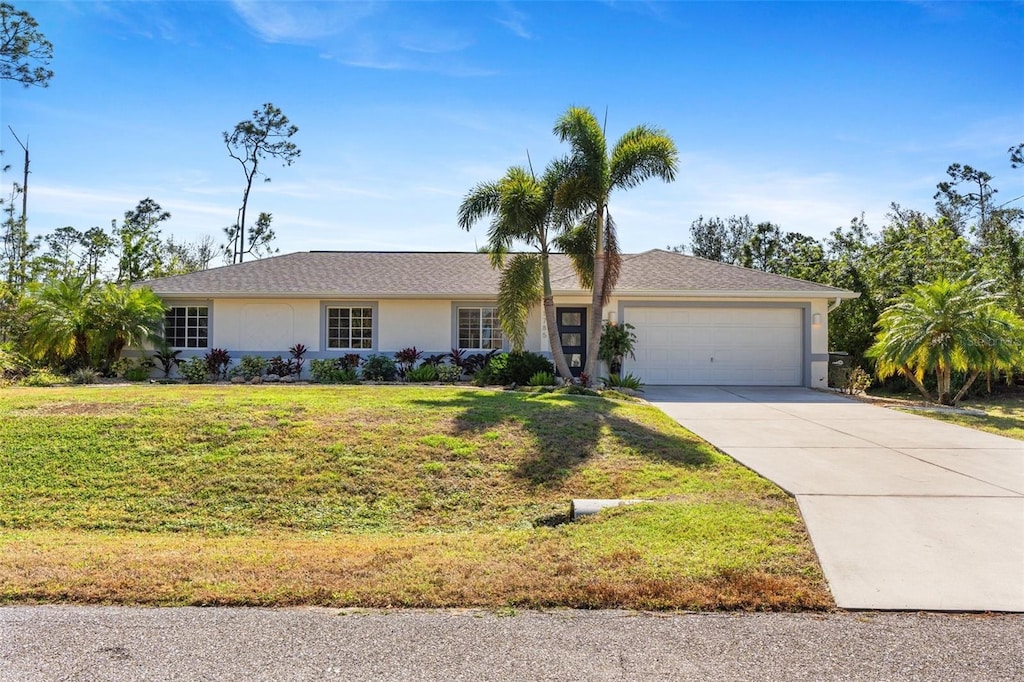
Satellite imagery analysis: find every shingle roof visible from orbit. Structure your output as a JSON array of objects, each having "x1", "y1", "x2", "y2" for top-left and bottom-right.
[{"x1": 142, "y1": 249, "x2": 854, "y2": 298}]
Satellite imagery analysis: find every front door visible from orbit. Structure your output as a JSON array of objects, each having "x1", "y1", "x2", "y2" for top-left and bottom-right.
[{"x1": 556, "y1": 307, "x2": 587, "y2": 378}]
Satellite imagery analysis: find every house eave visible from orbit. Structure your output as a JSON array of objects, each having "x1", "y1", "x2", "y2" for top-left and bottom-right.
[
  {"x1": 152, "y1": 288, "x2": 859, "y2": 301},
  {"x1": 552, "y1": 288, "x2": 859, "y2": 299},
  {"x1": 151, "y1": 291, "x2": 505, "y2": 300}
]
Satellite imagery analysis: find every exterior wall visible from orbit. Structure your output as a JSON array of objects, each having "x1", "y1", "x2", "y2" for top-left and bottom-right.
[
  {"x1": 809, "y1": 298, "x2": 830, "y2": 389},
  {"x1": 161, "y1": 296, "x2": 499, "y2": 360},
  {"x1": 211, "y1": 299, "x2": 320, "y2": 353},
  {"x1": 378, "y1": 299, "x2": 452, "y2": 354},
  {"x1": 159, "y1": 293, "x2": 836, "y2": 388}
]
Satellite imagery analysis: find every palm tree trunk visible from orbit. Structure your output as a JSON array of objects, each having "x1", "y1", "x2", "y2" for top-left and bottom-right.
[
  {"x1": 937, "y1": 365, "x2": 953, "y2": 405},
  {"x1": 542, "y1": 254, "x2": 574, "y2": 381},
  {"x1": 74, "y1": 332, "x2": 91, "y2": 369},
  {"x1": 901, "y1": 365, "x2": 933, "y2": 402},
  {"x1": 951, "y1": 370, "x2": 981, "y2": 406},
  {"x1": 584, "y1": 206, "x2": 606, "y2": 382}
]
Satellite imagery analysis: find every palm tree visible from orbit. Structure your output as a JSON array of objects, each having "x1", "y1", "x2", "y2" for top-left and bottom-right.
[
  {"x1": 553, "y1": 106, "x2": 678, "y2": 378},
  {"x1": 18, "y1": 276, "x2": 98, "y2": 369},
  {"x1": 867, "y1": 278, "x2": 1024, "y2": 405},
  {"x1": 94, "y1": 284, "x2": 167, "y2": 373},
  {"x1": 458, "y1": 161, "x2": 575, "y2": 381}
]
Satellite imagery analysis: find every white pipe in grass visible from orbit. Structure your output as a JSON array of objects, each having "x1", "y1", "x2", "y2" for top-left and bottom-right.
[{"x1": 570, "y1": 499, "x2": 645, "y2": 521}]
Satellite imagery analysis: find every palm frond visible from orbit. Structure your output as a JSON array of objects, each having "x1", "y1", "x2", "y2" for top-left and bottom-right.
[
  {"x1": 554, "y1": 219, "x2": 597, "y2": 290},
  {"x1": 457, "y1": 181, "x2": 502, "y2": 232},
  {"x1": 610, "y1": 125, "x2": 679, "y2": 189},
  {"x1": 867, "y1": 277, "x2": 1024, "y2": 396},
  {"x1": 553, "y1": 106, "x2": 607, "y2": 176},
  {"x1": 602, "y1": 213, "x2": 622, "y2": 304},
  {"x1": 497, "y1": 253, "x2": 543, "y2": 352},
  {"x1": 552, "y1": 211, "x2": 622, "y2": 303}
]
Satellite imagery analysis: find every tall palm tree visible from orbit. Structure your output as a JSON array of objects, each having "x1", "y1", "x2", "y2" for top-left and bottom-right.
[
  {"x1": 18, "y1": 276, "x2": 98, "y2": 369},
  {"x1": 458, "y1": 161, "x2": 575, "y2": 381},
  {"x1": 94, "y1": 284, "x2": 167, "y2": 373},
  {"x1": 553, "y1": 106, "x2": 678, "y2": 378},
  {"x1": 867, "y1": 278, "x2": 1024, "y2": 405}
]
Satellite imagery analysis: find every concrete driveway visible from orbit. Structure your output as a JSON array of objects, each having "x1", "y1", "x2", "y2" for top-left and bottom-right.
[{"x1": 645, "y1": 386, "x2": 1024, "y2": 611}]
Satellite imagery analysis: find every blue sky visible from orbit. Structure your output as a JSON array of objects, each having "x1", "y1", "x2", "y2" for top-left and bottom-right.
[{"x1": 3, "y1": 1, "x2": 1022, "y2": 260}]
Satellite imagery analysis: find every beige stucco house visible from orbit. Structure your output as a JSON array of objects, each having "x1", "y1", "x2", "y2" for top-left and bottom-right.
[{"x1": 142, "y1": 249, "x2": 857, "y2": 387}]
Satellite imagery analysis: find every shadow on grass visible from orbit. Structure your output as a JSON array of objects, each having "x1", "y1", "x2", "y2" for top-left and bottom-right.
[
  {"x1": 411, "y1": 389, "x2": 715, "y2": 487},
  {"x1": 929, "y1": 411, "x2": 1024, "y2": 441}
]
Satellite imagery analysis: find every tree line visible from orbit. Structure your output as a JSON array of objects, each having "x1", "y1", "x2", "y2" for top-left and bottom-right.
[
  {"x1": 667, "y1": 148, "x2": 1024, "y2": 367},
  {"x1": 0, "y1": 3, "x2": 302, "y2": 378}
]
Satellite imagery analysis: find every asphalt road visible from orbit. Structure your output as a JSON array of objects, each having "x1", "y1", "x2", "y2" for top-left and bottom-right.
[{"x1": 2, "y1": 607, "x2": 1022, "y2": 681}]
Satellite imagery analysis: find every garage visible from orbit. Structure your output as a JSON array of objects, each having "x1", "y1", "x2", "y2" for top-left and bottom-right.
[{"x1": 624, "y1": 306, "x2": 804, "y2": 386}]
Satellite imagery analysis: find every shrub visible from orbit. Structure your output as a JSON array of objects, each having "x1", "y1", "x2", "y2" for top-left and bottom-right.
[
  {"x1": 422, "y1": 353, "x2": 448, "y2": 367},
  {"x1": 204, "y1": 348, "x2": 231, "y2": 380},
  {"x1": 472, "y1": 355, "x2": 501, "y2": 385},
  {"x1": 362, "y1": 354, "x2": 398, "y2": 381},
  {"x1": 394, "y1": 347, "x2": 423, "y2": 378},
  {"x1": 510, "y1": 351, "x2": 555, "y2": 385},
  {"x1": 0, "y1": 343, "x2": 31, "y2": 382},
  {"x1": 528, "y1": 370, "x2": 557, "y2": 387},
  {"x1": 289, "y1": 344, "x2": 307, "y2": 378},
  {"x1": 339, "y1": 354, "x2": 362, "y2": 371},
  {"x1": 237, "y1": 355, "x2": 268, "y2": 380},
  {"x1": 21, "y1": 368, "x2": 67, "y2": 387},
  {"x1": 151, "y1": 339, "x2": 182, "y2": 378},
  {"x1": 109, "y1": 357, "x2": 132, "y2": 378},
  {"x1": 266, "y1": 355, "x2": 293, "y2": 377},
  {"x1": 483, "y1": 351, "x2": 554, "y2": 386},
  {"x1": 451, "y1": 348, "x2": 499, "y2": 376},
  {"x1": 71, "y1": 367, "x2": 102, "y2": 384},
  {"x1": 598, "y1": 322, "x2": 637, "y2": 375},
  {"x1": 152, "y1": 347, "x2": 182, "y2": 377},
  {"x1": 600, "y1": 373, "x2": 645, "y2": 391},
  {"x1": 309, "y1": 358, "x2": 334, "y2": 383},
  {"x1": 406, "y1": 364, "x2": 439, "y2": 382},
  {"x1": 310, "y1": 358, "x2": 361, "y2": 384},
  {"x1": 124, "y1": 362, "x2": 152, "y2": 382},
  {"x1": 436, "y1": 364, "x2": 462, "y2": 384},
  {"x1": 842, "y1": 366, "x2": 872, "y2": 395},
  {"x1": 559, "y1": 384, "x2": 600, "y2": 397},
  {"x1": 179, "y1": 357, "x2": 209, "y2": 384}
]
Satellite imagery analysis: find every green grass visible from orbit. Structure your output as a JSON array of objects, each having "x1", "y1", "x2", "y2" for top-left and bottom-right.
[
  {"x1": 913, "y1": 391, "x2": 1024, "y2": 442},
  {"x1": 0, "y1": 384, "x2": 829, "y2": 609}
]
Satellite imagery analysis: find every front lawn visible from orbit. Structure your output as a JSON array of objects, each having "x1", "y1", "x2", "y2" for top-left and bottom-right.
[
  {"x1": 0, "y1": 385, "x2": 830, "y2": 609},
  {"x1": 912, "y1": 391, "x2": 1024, "y2": 442}
]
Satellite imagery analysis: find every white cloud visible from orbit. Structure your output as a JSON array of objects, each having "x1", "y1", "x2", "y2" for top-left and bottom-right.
[
  {"x1": 231, "y1": 0, "x2": 495, "y2": 77},
  {"x1": 494, "y1": 3, "x2": 532, "y2": 39},
  {"x1": 230, "y1": 0, "x2": 379, "y2": 44}
]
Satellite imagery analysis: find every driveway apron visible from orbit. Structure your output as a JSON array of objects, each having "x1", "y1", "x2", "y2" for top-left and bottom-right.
[{"x1": 645, "y1": 386, "x2": 1024, "y2": 611}]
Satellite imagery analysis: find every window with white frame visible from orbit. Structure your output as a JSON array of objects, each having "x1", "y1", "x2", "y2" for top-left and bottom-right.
[
  {"x1": 326, "y1": 306, "x2": 373, "y2": 349},
  {"x1": 458, "y1": 306, "x2": 503, "y2": 350},
  {"x1": 164, "y1": 305, "x2": 209, "y2": 348}
]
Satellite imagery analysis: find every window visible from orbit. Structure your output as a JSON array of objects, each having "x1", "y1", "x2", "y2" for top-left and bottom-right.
[
  {"x1": 327, "y1": 306, "x2": 373, "y2": 349},
  {"x1": 458, "y1": 307, "x2": 503, "y2": 350},
  {"x1": 561, "y1": 333, "x2": 581, "y2": 347},
  {"x1": 561, "y1": 311, "x2": 582, "y2": 326},
  {"x1": 165, "y1": 306, "x2": 208, "y2": 348}
]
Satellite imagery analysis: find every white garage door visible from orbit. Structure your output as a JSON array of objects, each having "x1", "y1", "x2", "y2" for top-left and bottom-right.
[{"x1": 625, "y1": 307, "x2": 804, "y2": 386}]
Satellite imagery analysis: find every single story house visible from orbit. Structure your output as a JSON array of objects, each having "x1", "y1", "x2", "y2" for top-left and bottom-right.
[{"x1": 142, "y1": 249, "x2": 858, "y2": 387}]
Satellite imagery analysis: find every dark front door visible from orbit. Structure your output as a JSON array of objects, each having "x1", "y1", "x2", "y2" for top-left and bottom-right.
[{"x1": 556, "y1": 307, "x2": 587, "y2": 378}]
